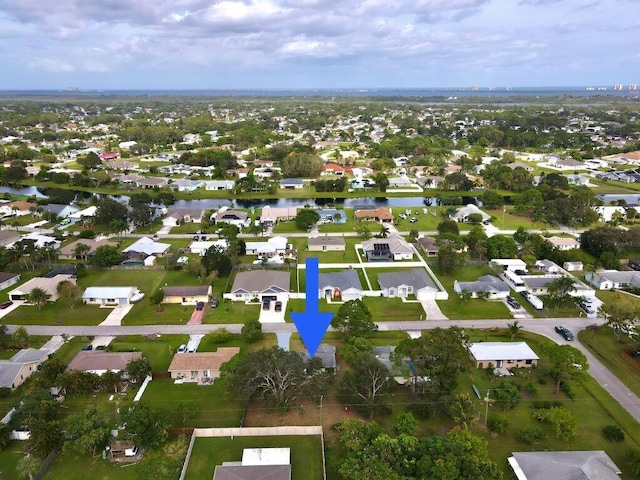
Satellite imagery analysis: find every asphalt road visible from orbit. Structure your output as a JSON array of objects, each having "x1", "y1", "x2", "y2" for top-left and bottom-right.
[{"x1": 8, "y1": 315, "x2": 640, "y2": 423}]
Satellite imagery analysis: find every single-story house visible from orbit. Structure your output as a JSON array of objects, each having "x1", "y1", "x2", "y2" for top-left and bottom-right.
[
  {"x1": 416, "y1": 236, "x2": 439, "y2": 257},
  {"x1": 506, "y1": 161, "x2": 534, "y2": 172},
  {"x1": 122, "y1": 236, "x2": 170, "y2": 257},
  {"x1": 308, "y1": 237, "x2": 346, "y2": 252},
  {"x1": 535, "y1": 259, "x2": 561, "y2": 273},
  {"x1": 454, "y1": 275, "x2": 510, "y2": 299},
  {"x1": 0, "y1": 230, "x2": 21, "y2": 247},
  {"x1": 373, "y1": 345, "x2": 413, "y2": 384},
  {"x1": 321, "y1": 163, "x2": 345, "y2": 176},
  {"x1": 0, "y1": 348, "x2": 49, "y2": 389},
  {"x1": 213, "y1": 448, "x2": 291, "y2": 480},
  {"x1": 508, "y1": 451, "x2": 621, "y2": 480},
  {"x1": 8, "y1": 200, "x2": 37, "y2": 216},
  {"x1": 491, "y1": 259, "x2": 528, "y2": 272},
  {"x1": 170, "y1": 179, "x2": 203, "y2": 192},
  {"x1": 135, "y1": 177, "x2": 169, "y2": 189},
  {"x1": 417, "y1": 176, "x2": 444, "y2": 189},
  {"x1": 39, "y1": 203, "x2": 80, "y2": 219},
  {"x1": 227, "y1": 270, "x2": 290, "y2": 302},
  {"x1": 521, "y1": 275, "x2": 595, "y2": 297},
  {"x1": 168, "y1": 347, "x2": 240, "y2": 382},
  {"x1": 82, "y1": 286, "x2": 141, "y2": 306},
  {"x1": 245, "y1": 236, "x2": 288, "y2": 257},
  {"x1": 67, "y1": 351, "x2": 143, "y2": 376},
  {"x1": 300, "y1": 344, "x2": 337, "y2": 370},
  {"x1": 469, "y1": 342, "x2": 539, "y2": 369},
  {"x1": 205, "y1": 180, "x2": 235, "y2": 191},
  {"x1": 280, "y1": 178, "x2": 305, "y2": 189},
  {"x1": 7, "y1": 232, "x2": 61, "y2": 250},
  {"x1": 58, "y1": 238, "x2": 117, "y2": 260},
  {"x1": 68, "y1": 205, "x2": 97, "y2": 220},
  {"x1": 259, "y1": 206, "x2": 298, "y2": 226},
  {"x1": 162, "y1": 208, "x2": 205, "y2": 226},
  {"x1": 162, "y1": 285, "x2": 212, "y2": 305},
  {"x1": 563, "y1": 261, "x2": 583, "y2": 272},
  {"x1": 318, "y1": 270, "x2": 363, "y2": 301},
  {"x1": 189, "y1": 239, "x2": 229, "y2": 256},
  {"x1": 317, "y1": 208, "x2": 347, "y2": 224},
  {"x1": 8, "y1": 274, "x2": 75, "y2": 302},
  {"x1": 388, "y1": 176, "x2": 414, "y2": 188},
  {"x1": 214, "y1": 209, "x2": 248, "y2": 226},
  {"x1": 586, "y1": 270, "x2": 640, "y2": 290},
  {"x1": 629, "y1": 258, "x2": 640, "y2": 271},
  {"x1": 354, "y1": 207, "x2": 394, "y2": 223},
  {"x1": 378, "y1": 268, "x2": 439, "y2": 301},
  {"x1": 0, "y1": 272, "x2": 21, "y2": 291},
  {"x1": 547, "y1": 236, "x2": 580, "y2": 250},
  {"x1": 450, "y1": 204, "x2": 490, "y2": 223},
  {"x1": 361, "y1": 235, "x2": 414, "y2": 261}
]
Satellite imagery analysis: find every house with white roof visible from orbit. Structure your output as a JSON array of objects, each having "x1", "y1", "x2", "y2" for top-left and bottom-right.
[
  {"x1": 586, "y1": 269, "x2": 640, "y2": 290},
  {"x1": 7, "y1": 233, "x2": 61, "y2": 250},
  {"x1": 450, "y1": 204, "x2": 490, "y2": 223},
  {"x1": 205, "y1": 180, "x2": 235, "y2": 191},
  {"x1": 245, "y1": 236, "x2": 288, "y2": 257},
  {"x1": 469, "y1": 342, "x2": 539, "y2": 370},
  {"x1": 69, "y1": 205, "x2": 97, "y2": 220},
  {"x1": 82, "y1": 286, "x2": 141, "y2": 306},
  {"x1": 508, "y1": 451, "x2": 621, "y2": 480},
  {"x1": 189, "y1": 239, "x2": 229, "y2": 256},
  {"x1": 454, "y1": 275, "x2": 510, "y2": 299},
  {"x1": 122, "y1": 237, "x2": 171, "y2": 257}
]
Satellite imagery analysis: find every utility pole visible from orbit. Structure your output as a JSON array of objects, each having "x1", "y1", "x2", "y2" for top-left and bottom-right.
[{"x1": 320, "y1": 394, "x2": 324, "y2": 431}]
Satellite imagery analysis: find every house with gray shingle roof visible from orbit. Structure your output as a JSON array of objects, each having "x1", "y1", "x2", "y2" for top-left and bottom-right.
[
  {"x1": 228, "y1": 270, "x2": 290, "y2": 302},
  {"x1": 308, "y1": 236, "x2": 346, "y2": 252},
  {"x1": 454, "y1": 275, "x2": 510, "y2": 299},
  {"x1": 361, "y1": 234, "x2": 413, "y2": 261},
  {"x1": 508, "y1": 450, "x2": 621, "y2": 480},
  {"x1": 0, "y1": 348, "x2": 49, "y2": 389},
  {"x1": 378, "y1": 268, "x2": 439, "y2": 301},
  {"x1": 318, "y1": 270, "x2": 363, "y2": 301}
]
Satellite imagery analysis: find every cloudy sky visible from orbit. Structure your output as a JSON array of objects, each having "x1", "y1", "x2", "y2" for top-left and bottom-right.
[{"x1": 0, "y1": 0, "x2": 638, "y2": 90}]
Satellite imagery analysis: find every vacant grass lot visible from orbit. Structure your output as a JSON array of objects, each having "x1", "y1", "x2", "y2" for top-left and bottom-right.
[
  {"x1": 579, "y1": 326, "x2": 640, "y2": 397},
  {"x1": 484, "y1": 207, "x2": 544, "y2": 230},
  {"x1": 185, "y1": 435, "x2": 323, "y2": 480},
  {"x1": 3, "y1": 301, "x2": 110, "y2": 325},
  {"x1": 142, "y1": 378, "x2": 244, "y2": 428},
  {"x1": 108, "y1": 334, "x2": 189, "y2": 371},
  {"x1": 291, "y1": 236, "x2": 361, "y2": 263}
]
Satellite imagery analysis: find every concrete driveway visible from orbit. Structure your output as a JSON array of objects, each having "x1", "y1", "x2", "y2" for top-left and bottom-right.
[
  {"x1": 259, "y1": 300, "x2": 287, "y2": 323},
  {"x1": 99, "y1": 304, "x2": 134, "y2": 326},
  {"x1": 0, "y1": 300, "x2": 23, "y2": 320}
]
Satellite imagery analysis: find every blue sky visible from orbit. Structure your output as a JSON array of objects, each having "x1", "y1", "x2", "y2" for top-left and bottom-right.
[{"x1": 0, "y1": 0, "x2": 638, "y2": 89}]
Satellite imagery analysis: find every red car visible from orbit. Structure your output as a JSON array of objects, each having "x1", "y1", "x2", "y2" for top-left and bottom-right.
[{"x1": 0, "y1": 301, "x2": 13, "y2": 309}]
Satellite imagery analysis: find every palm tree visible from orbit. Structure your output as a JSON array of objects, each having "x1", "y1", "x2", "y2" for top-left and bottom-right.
[
  {"x1": 26, "y1": 287, "x2": 50, "y2": 310},
  {"x1": 17, "y1": 454, "x2": 39, "y2": 480},
  {"x1": 507, "y1": 320, "x2": 522, "y2": 340},
  {"x1": 548, "y1": 276, "x2": 576, "y2": 298},
  {"x1": 459, "y1": 288, "x2": 473, "y2": 303},
  {"x1": 377, "y1": 225, "x2": 390, "y2": 238},
  {"x1": 109, "y1": 219, "x2": 128, "y2": 238},
  {"x1": 74, "y1": 243, "x2": 92, "y2": 263},
  {"x1": 450, "y1": 393, "x2": 478, "y2": 430}
]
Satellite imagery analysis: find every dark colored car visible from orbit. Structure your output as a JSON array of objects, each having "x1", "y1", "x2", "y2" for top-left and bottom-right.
[
  {"x1": 482, "y1": 220, "x2": 490, "y2": 225},
  {"x1": 196, "y1": 301, "x2": 205, "y2": 311},
  {"x1": 210, "y1": 298, "x2": 218, "y2": 308},
  {"x1": 506, "y1": 296, "x2": 521, "y2": 309},
  {"x1": 262, "y1": 301, "x2": 271, "y2": 310},
  {"x1": 81, "y1": 345, "x2": 93, "y2": 351},
  {"x1": 0, "y1": 301, "x2": 13, "y2": 309},
  {"x1": 555, "y1": 325, "x2": 574, "y2": 341},
  {"x1": 274, "y1": 301, "x2": 283, "y2": 312}
]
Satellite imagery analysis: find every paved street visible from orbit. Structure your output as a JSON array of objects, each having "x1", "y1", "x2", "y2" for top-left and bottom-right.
[{"x1": 7, "y1": 314, "x2": 640, "y2": 423}]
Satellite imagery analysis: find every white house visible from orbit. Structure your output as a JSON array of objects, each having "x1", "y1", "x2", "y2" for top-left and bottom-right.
[
  {"x1": 586, "y1": 270, "x2": 640, "y2": 290},
  {"x1": 245, "y1": 236, "x2": 288, "y2": 257},
  {"x1": 361, "y1": 235, "x2": 414, "y2": 261},
  {"x1": 122, "y1": 237, "x2": 171, "y2": 256},
  {"x1": 205, "y1": 180, "x2": 235, "y2": 191},
  {"x1": 454, "y1": 275, "x2": 510, "y2": 299},
  {"x1": 189, "y1": 239, "x2": 229, "y2": 256},
  {"x1": 547, "y1": 236, "x2": 580, "y2": 251},
  {"x1": 7, "y1": 233, "x2": 61, "y2": 250},
  {"x1": 69, "y1": 205, "x2": 97, "y2": 220},
  {"x1": 469, "y1": 342, "x2": 539, "y2": 369},
  {"x1": 82, "y1": 286, "x2": 142, "y2": 306},
  {"x1": 451, "y1": 204, "x2": 490, "y2": 223}
]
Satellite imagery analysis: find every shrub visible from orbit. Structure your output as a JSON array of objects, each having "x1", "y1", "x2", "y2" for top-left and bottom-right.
[
  {"x1": 515, "y1": 426, "x2": 546, "y2": 445},
  {"x1": 530, "y1": 400, "x2": 563, "y2": 410},
  {"x1": 210, "y1": 328, "x2": 235, "y2": 344},
  {"x1": 537, "y1": 376, "x2": 547, "y2": 385},
  {"x1": 602, "y1": 425, "x2": 625, "y2": 442},
  {"x1": 487, "y1": 416, "x2": 508, "y2": 434},
  {"x1": 523, "y1": 382, "x2": 538, "y2": 396},
  {"x1": 78, "y1": 229, "x2": 96, "y2": 239},
  {"x1": 560, "y1": 381, "x2": 576, "y2": 400}
]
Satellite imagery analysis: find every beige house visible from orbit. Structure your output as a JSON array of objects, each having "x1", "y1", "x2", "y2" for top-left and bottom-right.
[
  {"x1": 67, "y1": 351, "x2": 143, "y2": 376},
  {"x1": 8, "y1": 274, "x2": 75, "y2": 302},
  {"x1": 469, "y1": 342, "x2": 539, "y2": 370},
  {"x1": 168, "y1": 347, "x2": 240, "y2": 383},
  {"x1": 162, "y1": 285, "x2": 211, "y2": 305},
  {"x1": 0, "y1": 348, "x2": 49, "y2": 389},
  {"x1": 58, "y1": 238, "x2": 117, "y2": 260},
  {"x1": 308, "y1": 237, "x2": 346, "y2": 252}
]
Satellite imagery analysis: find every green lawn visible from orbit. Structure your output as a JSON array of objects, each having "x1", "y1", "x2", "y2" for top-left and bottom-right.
[
  {"x1": 185, "y1": 435, "x2": 323, "y2": 480},
  {"x1": 285, "y1": 297, "x2": 425, "y2": 322},
  {"x1": 107, "y1": 335, "x2": 189, "y2": 371},
  {"x1": 291, "y1": 237, "x2": 361, "y2": 263},
  {"x1": 484, "y1": 207, "x2": 544, "y2": 230},
  {"x1": 141, "y1": 378, "x2": 244, "y2": 428},
  {"x1": 0, "y1": 442, "x2": 39, "y2": 480},
  {"x1": 579, "y1": 326, "x2": 640, "y2": 397},
  {"x1": 2, "y1": 302, "x2": 110, "y2": 326},
  {"x1": 436, "y1": 265, "x2": 512, "y2": 319}
]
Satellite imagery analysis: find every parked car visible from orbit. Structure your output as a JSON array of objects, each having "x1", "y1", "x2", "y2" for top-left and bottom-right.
[
  {"x1": 196, "y1": 301, "x2": 205, "y2": 311},
  {"x1": 210, "y1": 298, "x2": 218, "y2": 308},
  {"x1": 262, "y1": 300, "x2": 271, "y2": 310},
  {"x1": 200, "y1": 236, "x2": 207, "y2": 241},
  {"x1": 409, "y1": 217, "x2": 418, "y2": 223},
  {"x1": 506, "y1": 296, "x2": 521, "y2": 309},
  {"x1": 482, "y1": 220, "x2": 490, "y2": 225},
  {"x1": 177, "y1": 344, "x2": 187, "y2": 353},
  {"x1": 555, "y1": 325, "x2": 574, "y2": 341},
  {"x1": 577, "y1": 301, "x2": 595, "y2": 314},
  {"x1": 275, "y1": 301, "x2": 283, "y2": 312},
  {"x1": 81, "y1": 345, "x2": 93, "y2": 351},
  {"x1": 0, "y1": 301, "x2": 13, "y2": 309}
]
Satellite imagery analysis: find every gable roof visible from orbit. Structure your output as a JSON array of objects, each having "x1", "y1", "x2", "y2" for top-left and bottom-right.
[
  {"x1": 67, "y1": 351, "x2": 142, "y2": 372},
  {"x1": 168, "y1": 347, "x2": 240, "y2": 372},
  {"x1": 469, "y1": 342, "x2": 539, "y2": 362},
  {"x1": 0, "y1": 348, "x2": 49, "y2": 388},
  {"x1": 82, "y1": 286, "x2": 137, "y2": 299},
  {"x1": 231, "y1": 270, "x2": 290, "y2": 294},
  {"x1": 0, "y1": 272, "x2": 20, "y2": 284},
  {"x1": 455, "y1": 275, "x2": 510, "y2": 294},
  {"x1": 214, "y1": 465, "x2": 291, "y2": 480},
  {"x1": 300, "y1": 344, "x2": 336, "y2": 369},
  {"x1": 163, "y1": 286, "x2": 211, "y2": 297},
  {"x1": 361, "y1": 234, "x2": 413, "y2": 255},
  {"x1": 377, "y1": 268, "x2": 437, "y2": 291},
  {"x1": 59, "y1": 238, "x2": 117, "y2": 257},
  {"x1": 308, "y1": 237, "x2": 345, "y2": 248},
  {"x1": 319, "y1": 270, "x2": 362, "y2": 291},
  {"x1": 509, "y1": 451, "x2": 621, "y2": 480}
]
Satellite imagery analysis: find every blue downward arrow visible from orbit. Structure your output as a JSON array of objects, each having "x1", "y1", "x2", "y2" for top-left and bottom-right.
[{"x1": 291, "y1": 257, "x2": 334, "y2": 357}]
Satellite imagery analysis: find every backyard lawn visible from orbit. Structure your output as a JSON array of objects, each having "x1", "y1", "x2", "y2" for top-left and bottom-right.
[
  {"x1": 483, "y1": 206, "x2": 545, "y2": 230},
  {"x1": 107, "y1": 334, "x2": 189, "y2": 371},
  {"x1": 285, "y1": 297, "x2": 425, "y2": 322},
  {"x1": 184, "y1": 435, "x2": 324, "y2": 480},
  {"x1": 141, "y1": 378, "x2": 244, "y2": 428},
  {"x1": 291, "y1": 236, "x2": 361, "y2": 263}
]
